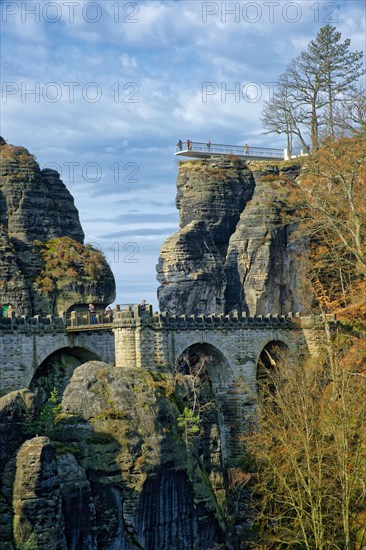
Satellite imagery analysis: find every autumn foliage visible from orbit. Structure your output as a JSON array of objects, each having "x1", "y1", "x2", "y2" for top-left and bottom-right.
[
  {"x1": 246, "y1": 336, "x2": 366, "y2": 549},
  {"x1": 34, "y1": 236, "x2": 106, "y2": 294},
  {"x1": 287, "y1": 137, "x2": 366, "y2": 324},
  {"x1": 244, "y1": 137, "x2": 366, "y2": 548}
]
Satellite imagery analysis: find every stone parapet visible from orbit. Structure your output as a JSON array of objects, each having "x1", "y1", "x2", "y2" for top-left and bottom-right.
[
  {"x1": 0, "y1": 315, "x2": 66, "y2": 334},
  {"x1": 113, "y1": 306, "x2": 310, "y2": 330}
]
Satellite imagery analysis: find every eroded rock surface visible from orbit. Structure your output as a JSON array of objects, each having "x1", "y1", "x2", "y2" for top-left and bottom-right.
[
  {"x1": 157, "y1": 157, "x2": 255, "y2": 314},
  {"x1": 0, "y1": 362, "x2": 227, "y2": 549},
  {"x1": 11, "y1": 437, "x2": 67, "y2": 549},
  {"x1": 0, "y1": 137, "x2": 115, "y2": 315},
  {"x1": 0, "y1": 389, "x2": 35, "y2": 472},
  {"x1": 157, "y1": 157, "x2": 307, "y2": 315}
]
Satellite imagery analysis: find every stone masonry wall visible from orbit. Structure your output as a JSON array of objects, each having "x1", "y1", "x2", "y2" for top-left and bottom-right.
[
  {"x1": 0, "y1": 317, "x2": 114, "y2": 393},
  {"x1": 0, "y1": 306, "x2": 325, "y2": 463},
  {"x1": 113, "y1": 305, "x2": 324, "y2": 461},
  {"x1": 113, "y1": 305, "x2": 319, "y2": 372}
]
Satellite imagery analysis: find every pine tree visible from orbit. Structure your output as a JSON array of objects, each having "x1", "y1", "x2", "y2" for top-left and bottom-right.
[{"x1": 307, "y1": 25, "x2": 364, "y2": 140}]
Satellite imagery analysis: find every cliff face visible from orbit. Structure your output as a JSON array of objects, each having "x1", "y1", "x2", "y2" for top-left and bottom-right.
[
  {"x1": 157, "y1": 157, "x2": 255, "y2": 314},
  {"x1": 0, "y1": 138, "x2": 115, "y2": 315},
  {"x1": 0, "y1": 363, "x2": 227, "y2": 549},
  {"x1": 157, "y1": 157, "x2": 306, "y2": 315}
]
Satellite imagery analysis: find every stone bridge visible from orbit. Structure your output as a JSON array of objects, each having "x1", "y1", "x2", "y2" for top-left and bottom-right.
[
  {"x1": 114, "y1": 305, "x2": 324, "y2": 460},
  {"x1": 0, "y1": 316, "x2": 114, "y2": 394},
  {"x1": 0, "y1": 305, "x2": 325, "y2": 459}
]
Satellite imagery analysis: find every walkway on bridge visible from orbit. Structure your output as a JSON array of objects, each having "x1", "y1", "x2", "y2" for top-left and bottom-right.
[{"x1": 175, "y1": 141, "x2": 284, "y2": 160}]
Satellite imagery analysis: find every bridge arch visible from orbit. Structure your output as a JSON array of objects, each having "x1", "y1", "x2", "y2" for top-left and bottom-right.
[
  {"x1": 29, "y1": 346, "x2": 100, "y2": 404},
  {"x1": 175, "y1": 341, "x2": 230, "y2": 462},
  {"x1": 175, "y1": 340, "x2": 234, "y2": 389},
  {"x1": 256, "y1": 339, "x2": 289, "y2": 395}
]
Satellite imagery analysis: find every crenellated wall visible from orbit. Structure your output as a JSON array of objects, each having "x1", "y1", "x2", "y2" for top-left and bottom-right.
[
  {"x1": 0, "y1": 305, "x2": 326, "y2": 396},
  {"x1": 0, "y1": 306, "x2": 329, "y2": 461},
  {"x1": 113, "y1": 304, "x2": 322, "y2": 369}
]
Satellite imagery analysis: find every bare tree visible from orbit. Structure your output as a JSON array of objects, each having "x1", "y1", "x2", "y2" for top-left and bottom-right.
[
  {"x1": 246, "y1": 340, "x2": 366, "y2": 549},
  {"x1": 333, "y1": 84, "x2": 366, "y2": 138},
  {"x1": 261, "y1": 79, "x2": 310, "y2": 156},
  {"x1": 262, "y1": 26, "x2": 364, "y2": 151}
]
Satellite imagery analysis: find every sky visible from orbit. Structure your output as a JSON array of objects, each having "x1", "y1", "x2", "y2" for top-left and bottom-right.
[{"x1": 1, "y1": 0, "x2": 365, "y2": 310}]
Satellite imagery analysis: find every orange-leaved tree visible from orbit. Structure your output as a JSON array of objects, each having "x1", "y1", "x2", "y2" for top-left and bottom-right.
[
  {"x1": 287, "y1": 136, "x2": 366, "y2": 322},
  {"x1": 246, "y1": 336, "x2": 366, "y2": 549},
  {"x1": 243, "y1": 137, "x2": 366, "y2": 548}
]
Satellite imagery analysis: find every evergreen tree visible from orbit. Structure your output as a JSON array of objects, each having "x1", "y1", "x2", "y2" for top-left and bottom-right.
[{"x1": 307, "y1": 25, "x2": 364, "y2": 140}]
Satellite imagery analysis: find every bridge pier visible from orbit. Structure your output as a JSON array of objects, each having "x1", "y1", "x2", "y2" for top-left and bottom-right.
[{"x1": 114, "y1": 305, "x2": 159, "y2": 369}]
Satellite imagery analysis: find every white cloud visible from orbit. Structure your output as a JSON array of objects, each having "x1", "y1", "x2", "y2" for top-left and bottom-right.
[
  {"x1": 119, "y1": 53, "x2": 138, "y2": 68},
  {"x1": 2, "y1": 0, "x2": 365, "y2": 309}
]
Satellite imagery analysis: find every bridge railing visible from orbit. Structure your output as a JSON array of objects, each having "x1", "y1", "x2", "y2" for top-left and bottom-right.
[
  {"x1": 0, "y1": 309, "x2": 115, "y2": 331},
  {"x1": 175, "y1": 141, "x2": 284, "y2": 159},
  {"x1": 65, "y1": 310, "x2": 114, "y2": 328}
]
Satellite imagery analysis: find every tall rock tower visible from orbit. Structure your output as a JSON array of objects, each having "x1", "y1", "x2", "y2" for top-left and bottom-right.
[
  {"x1": 0, "y1": 137, "x2": 115, "y2": 315},
  {"x1": 157, "y1": 156, "x2": 306, "y2": 316}
]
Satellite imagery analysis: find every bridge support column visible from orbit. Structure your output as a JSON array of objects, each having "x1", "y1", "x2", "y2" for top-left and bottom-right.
[
  {"x1": 113, "y1": 305, "x2": 157, "y2": 369},
  {"x1": 114, "y1": 327, "x2": 137, "y2": 368}
]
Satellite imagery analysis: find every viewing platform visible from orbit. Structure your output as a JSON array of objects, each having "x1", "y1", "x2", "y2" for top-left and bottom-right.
[{"x1": 174, "y1": 141, "x2": 284, "y2": 160}]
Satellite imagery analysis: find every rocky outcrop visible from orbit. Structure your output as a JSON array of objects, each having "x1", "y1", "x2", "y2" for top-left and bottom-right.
[
  {"x1": 157, "y1": 157, "x2": 307, "y2": 315},
  {"x1": 0, "y1": 138, "x2": 115, "y2": 315},
  {"x1": 0, "y1": 362, "x2": 227, "y2": 549},
  {"x1": 157, "y1": 157, "x2": 255, "y2": 314},
  {"x1": 10, "y1": 437, "x2": 67, "y2": 549},
  {"x1": 0, "y1": 389, "x2": 35, "y2": 472},
  {"x1": 224, "y1": 168, "x2": 307, "y2": 315},
  {"x1": 157, "y1": 220, "x2": 227, "y2": 314},
  {"x1": 58, "y1": 454, "x2": 97, "y2": 549},
  {"x1": 0, "y1": 390, "x2": 36, "y2": 550}
]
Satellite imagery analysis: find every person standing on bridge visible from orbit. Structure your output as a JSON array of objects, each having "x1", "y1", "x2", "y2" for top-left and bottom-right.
[
  {"x1": 105, "y1": 306, "x2": 113, "y2": 322},
  {"x1": 176, "y1": 139, "x2": 182, "y2": 151},
  {"x1": 244, "y1": 144, "x2": 249, "y2": 155},
  {"x1": 207, "y1": 139, "x2": 211, "y2": 151},
  {"x1": 89, "y1": 303, "x2": 97, "y2": 324},
  {"x1": 6, "y1": 304, "x2": 15, "y2": 318}
]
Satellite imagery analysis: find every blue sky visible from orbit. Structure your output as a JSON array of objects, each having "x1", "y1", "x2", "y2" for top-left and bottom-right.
[{"x1": 1, "y1": 0, "x2": 365, "y2": 310}]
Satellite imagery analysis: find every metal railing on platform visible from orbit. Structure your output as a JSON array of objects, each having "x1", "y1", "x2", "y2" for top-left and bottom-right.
[{"x1": 175, "y1": 141, "x2": 284, "y2": 159}]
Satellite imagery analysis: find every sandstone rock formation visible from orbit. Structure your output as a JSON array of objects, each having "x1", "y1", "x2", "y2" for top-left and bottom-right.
[
  {"x1": 11, "y1": 437, "x2": 67, "y2": 549},
  {"x1": 0, "y1": 137, "x2": 115, "y2": 315},
  {"x1": 157, "y1": 157, "x2": 307, "y2": 315},
  {"x1": 0, "y1": 362, "x2": 227, "y2": 549},
  {"x1": 157, "y1": 157, "x2": 255, "y2": 314}
]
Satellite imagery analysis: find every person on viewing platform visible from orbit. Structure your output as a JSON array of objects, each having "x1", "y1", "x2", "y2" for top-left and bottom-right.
[
  {"x1": 176, "y1": 139, "x2": 182, "y2": 151},
  {"x1": 89, "y1": 303, "x2": 97, "y2": 324},
  {"x1": 244, "y1": 144, "x2": 249, "y2": 155},
  {"x1": 207, "y1": 139, "x2": 211, "y2": 150},
  {"x1": 187, "y1": 139, "x2": 192, "y2": 150},
  {"x1": 139, "y1": 299, "x2": 147, "y2": 312}
]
